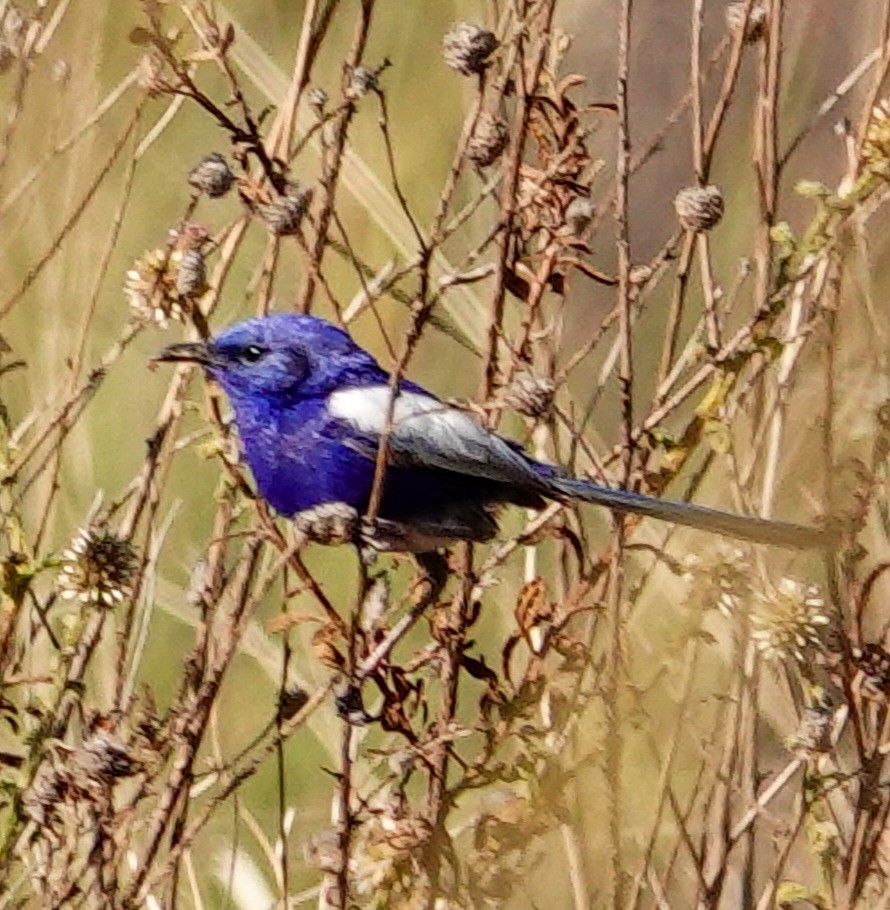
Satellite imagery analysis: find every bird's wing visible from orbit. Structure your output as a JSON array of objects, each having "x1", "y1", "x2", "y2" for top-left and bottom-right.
[{"x1": 328, "y1": 386, "x2": 546, "y2": 489}]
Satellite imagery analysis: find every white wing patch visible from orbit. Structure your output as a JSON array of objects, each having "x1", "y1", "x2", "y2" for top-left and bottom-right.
[
  {"x1": 328, "y1": 386, "x2": 476, "y2": 437},
  {"x1": 328, "y1": 386, "x2": 545, "y2": 489}
]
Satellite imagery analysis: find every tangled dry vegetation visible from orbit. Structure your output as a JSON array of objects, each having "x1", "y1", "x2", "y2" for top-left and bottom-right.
[{"x1": 4, "y1": 1, "x2": 890, "y2": 908}]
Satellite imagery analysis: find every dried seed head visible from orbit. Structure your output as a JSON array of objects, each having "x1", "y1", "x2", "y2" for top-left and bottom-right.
[
  {"x1": 683, "y1": 545, "x2": 753, "y2": 616},
  {"x1": 503, "y1": 373, "x2": 556, "y2": 420},
  {"x1": 126, "y1": 247, "x2": 189, "y2": 327},
  {"x1": 674, "y1": 184, "x2": 725, "y2": 232},
  {"x1": 564, "y1": 195, "x2": 595, "y2": 236},
  {"x1": 188, "y1": 152, "x2": 234, "y2": 198},
  {"x1": 136, "y1": 52, "x2": 164, "y2": 94},
  {"x1": 347, "y1": 65, "x2": 378, "y2": 99},
  {"x1": 70, "y1": 729, "x2": 138, "y2": 787},
  {"x1": 725, "y1": 3, "x2": 767, "y2": 42},
  {"x1": 292, "y1": 501, "x2": 357, "y2": 545},
  {"x1": 751, "y1": 578, "x2": 831, "y2": 663},
  {"x1": 466, "y1": 112, "x2": 508, "y2": 168},
  {"x1": 307, "y1": 87, "x2": 328, "y2": 110},
  {"x1": 258, "y1": 181, "x2": 314, "y2": 236},
  {"x1": 863, "y1": 99, "x2": 890, "y2": 168},
  {"x1": 175, "y1": 249, "x2": 207, "y2": 298},
  {"x1": 442, "y1": 21, "x2": 498, "y2": 76},
  {"x1": 58, "y1": 527, "x2": 138, "y2": 608}
]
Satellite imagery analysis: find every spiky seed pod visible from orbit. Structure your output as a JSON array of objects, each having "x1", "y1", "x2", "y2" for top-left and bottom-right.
[
  {"x1": 58, "y1": 527, "x2": 138, "y2": 608},
  {"x1": 750, "y1": 578, "x2": 831, "y2": 663},
  {"x1": 347, "y1": 66, "x2": 378, "y2": 99},
  {"x1": 126, "y1": 225, "x2": 209, "y2": 326},
  {"x1": 674, "y1": 184, "x2": 725, "y2": 232},
  {"x1": 125, "y1": 248, "x2": 186, "y2": 326},
  {"x1": 258, "y1": 181, "x2": 314, "y2": 236},
  {"x1": 564, "y1": 195, "x2": 595, "y2": 236},
  {"x1": 442, "y1": 21, "x2": 498, "y2": 76},
  {"x1": 725, "y1": 2, "x2": 767, "y2": 42},
  {"x1": 187, "y1": 152, "x2": 234, "y2": 198},
  {"x1": 466, "y1": 112, "x2": 508, "y2": 168},
  {"x1": 503, "y1": 373, "x2": 556, "y2": 420}
]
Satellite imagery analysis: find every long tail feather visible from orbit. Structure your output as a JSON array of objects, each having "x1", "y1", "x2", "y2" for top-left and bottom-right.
[{"x1": 552, "y1": 478, "x2": 830, "y2": 549}]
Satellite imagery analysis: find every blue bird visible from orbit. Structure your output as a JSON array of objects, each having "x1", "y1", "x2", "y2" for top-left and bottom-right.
[{"x1": 156, "y1": 314, "x2": 828, "y2": 551}]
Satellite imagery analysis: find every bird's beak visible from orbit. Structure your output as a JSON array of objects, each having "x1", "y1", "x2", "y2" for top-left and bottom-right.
[{"x1": 152, "y1": 341, "x2": 215, "y2": 367}]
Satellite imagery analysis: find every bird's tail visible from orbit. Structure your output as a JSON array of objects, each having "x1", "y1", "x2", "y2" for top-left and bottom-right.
[{"x1": 551, "y1": 477, "x2": 830, "y2": 550}]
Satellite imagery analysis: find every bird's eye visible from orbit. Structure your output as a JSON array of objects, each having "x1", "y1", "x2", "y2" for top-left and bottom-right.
[{"x1": 240, "y1": 344, "x2": 266, "y2": 364}]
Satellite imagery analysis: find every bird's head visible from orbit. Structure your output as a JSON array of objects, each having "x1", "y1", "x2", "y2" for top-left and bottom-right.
[{"x1": 154, "y1": 314, "x2": 382, "y2": 402}]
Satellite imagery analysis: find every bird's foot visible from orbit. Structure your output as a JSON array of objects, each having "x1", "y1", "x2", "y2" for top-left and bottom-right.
[{"x1": 292, "y1": 502, "x2": 360, "y2": 546}]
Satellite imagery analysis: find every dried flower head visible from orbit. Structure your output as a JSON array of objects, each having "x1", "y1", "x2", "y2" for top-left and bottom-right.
[
  {"x1": 136, "y1": 52, "x2": 165, "y2": 94},
  {"x1": 126, "y1": 225, "x2": 210, "y2": 326},
  {"x1": 863, "y1": 99, "x2": 890, "y2": 168},
  {"x1": 70, "y1": 729, "x2": 138, "y2": 787},
  {"x1": 58, "y1": 527, "x2": 137, "y2": 608},
  {"x1": 503, "y1": 373, "x2": 556, "y2": 420},
  {"x1": 347, "y1": 65, "x2": 378, "y2": 99},
  {"x1": 751, "y1": 578, "x2": 830, "y2": 663},
  {"x1": 125, "y1": 250, "x2": 185, "y2": 326},
  {"x1": 674, "y1": 184, "x2": 725, "y2": 232},
  {"x1": 175, "y1": 249, "x2": 207, "y2": 298},
  {"x1": 442, "y1": 21, "x2": 498, "y2": 76},
  {"x1": 466, "y1": 112, "x2": 508, "y2": 168},
  {"x1": 683, "y1": 546, "x2": 753, "y2": 616},
  {"x1": 188, "y1": 152, "x2": 234, "y2": 198},
  {"x1": 725, "y1": 2, "x2": 767, "y2": 42},
  {"x1": 257, "y1": 181, "x2": 314, "y2": 236}
]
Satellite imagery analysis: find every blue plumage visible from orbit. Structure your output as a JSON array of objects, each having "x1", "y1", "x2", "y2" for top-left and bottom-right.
[{"x1": 156, "y1": 314, "x2": 827, "y2": 551}]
